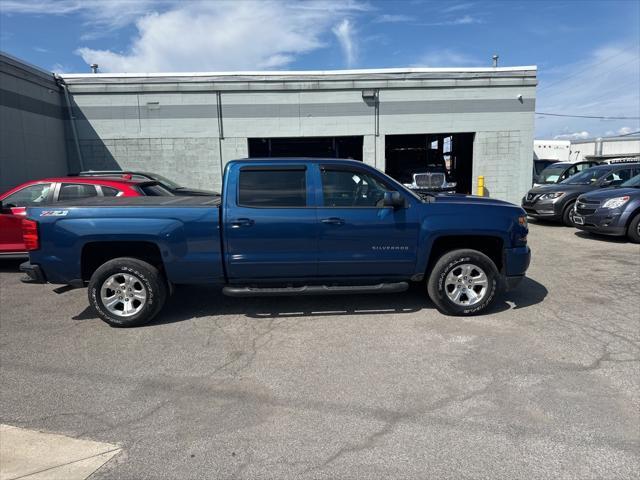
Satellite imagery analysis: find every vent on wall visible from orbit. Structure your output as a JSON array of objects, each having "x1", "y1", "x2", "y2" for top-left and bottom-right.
[{"x1": 146, "y1": 102, "x2": 160, "y2": 110}]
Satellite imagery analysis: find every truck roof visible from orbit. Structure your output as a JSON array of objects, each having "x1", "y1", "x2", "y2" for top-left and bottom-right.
[{"x1": 227, "y1": 157, "x2": 369, "y2": 167}]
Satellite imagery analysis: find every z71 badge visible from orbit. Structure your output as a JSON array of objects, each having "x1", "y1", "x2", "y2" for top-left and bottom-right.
[{"x1": 40, "y1": 210, "x2": 69, "y2": 217}]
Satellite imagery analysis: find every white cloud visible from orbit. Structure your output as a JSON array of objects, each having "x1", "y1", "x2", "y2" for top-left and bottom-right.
[
  {"x1": 441, "y1": 2, "x2": 475, "y2": 13},
  {"x1": 553, "y1": 131, "x2": 590, "y2": 140},
  {"x1": 411, "y1": 49, "x2": 482, "y2": 67},
  {"x1": 0, "y1": 0, "x2": 163, "y2": 32},
  {"x1": 374, "y1": 14, "x2": 412, "y2": 23},
  {"x1": 536, "y1": 43, "x2": 640, "y2": 139},
  {"x1": 421, "y1": 14, "x2": 482, "y2": 26},
  {"x1": 332, "y1": 18, "x2": 357, "y2": 68},
  {"x1": 73, "y1": 1, "x2": 363, "y2": 72},
  {"x1": 50, "y1": 63, "x2": 69, "y2": 74}
]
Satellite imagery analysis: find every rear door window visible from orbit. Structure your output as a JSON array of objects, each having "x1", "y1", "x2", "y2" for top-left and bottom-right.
[
  {"x1": 238, "y1": 168, "x2": 307, "y2": 207},
  {"x1": 57, "y1": 184, "x2": 99, "y2": 201}
]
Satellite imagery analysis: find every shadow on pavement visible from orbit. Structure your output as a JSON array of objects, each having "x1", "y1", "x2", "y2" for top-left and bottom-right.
[
  {"x1": 574, "y1": 230, "x2": 631, "y2": 244},
  {"x1": 72, "y1": 277, "x2": 548, "y2": 326},
  {"x1": 527, "y1": 218, "x2": 566, "y2": 228}
]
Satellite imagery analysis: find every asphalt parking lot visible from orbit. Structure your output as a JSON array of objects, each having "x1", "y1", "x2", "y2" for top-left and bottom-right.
[{"x1": 1, "y1": 222, "x2": 639, "y2": 479}]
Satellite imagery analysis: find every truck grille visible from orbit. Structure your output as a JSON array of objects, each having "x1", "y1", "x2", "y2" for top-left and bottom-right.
[
  {"x1": 414, "y1": 173, "x2": 445, "y2": 189},
  {"x1": 576, "y1": 198, "x2": 600, "y2": 215}
]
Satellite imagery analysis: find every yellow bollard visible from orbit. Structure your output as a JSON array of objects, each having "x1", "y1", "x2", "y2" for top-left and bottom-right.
[{"x1": 477, "y1": 175, "x2": 485, "y2": 196}]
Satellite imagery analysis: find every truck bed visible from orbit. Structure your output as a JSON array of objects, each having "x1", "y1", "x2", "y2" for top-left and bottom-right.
[{"x1": 27, "y1": 195, "x2": 224, "y2": 285}]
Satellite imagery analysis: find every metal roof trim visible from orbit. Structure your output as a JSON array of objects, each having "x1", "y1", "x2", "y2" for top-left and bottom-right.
[{"x1": 60, "y1": 66, "x2": 537, "y2": 81}]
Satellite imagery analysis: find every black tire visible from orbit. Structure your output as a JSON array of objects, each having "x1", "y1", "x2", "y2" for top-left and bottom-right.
[
  {"x1": 88, "y1": 257, "x2": 166, "y2": 327},
  {"x1": 427, "y1": 249, "x2": 499, "y2": 316},
  {"x1": 562, "y1": 201, "x2": 576, "y2": 227},
  {"x1": 628, "y1": 214, "x2": 640, "y2": 243}
]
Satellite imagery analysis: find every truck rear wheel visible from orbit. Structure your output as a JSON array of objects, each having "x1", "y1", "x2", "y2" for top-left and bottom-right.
[
  {"x1": 427, "y1": 249, "x2": 498, "y2": 316},
  {"x1": 88, "y1": 257, "x2": 166, "y2": 327}
]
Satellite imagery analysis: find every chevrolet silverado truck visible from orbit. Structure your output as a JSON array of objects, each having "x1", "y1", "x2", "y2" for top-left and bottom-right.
[{"x1": 20, "y1": 158, "x2": 531, "y2": 327}]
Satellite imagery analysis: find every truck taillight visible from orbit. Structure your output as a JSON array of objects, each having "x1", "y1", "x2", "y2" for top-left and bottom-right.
[{"x1": 22, "y1": 219, "x2": 39, "y2": 251}]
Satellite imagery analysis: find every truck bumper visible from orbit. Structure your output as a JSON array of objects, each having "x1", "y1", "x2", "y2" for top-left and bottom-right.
[
  {"x1": 504, "y1": 246, "x2": 531, "y2": 277},
  {"x1": 501, "y1": 246, "x2": 531, "y2": 291},
  {"x1": 19, "y1": 261, "x2": 46, "y2": 284}
]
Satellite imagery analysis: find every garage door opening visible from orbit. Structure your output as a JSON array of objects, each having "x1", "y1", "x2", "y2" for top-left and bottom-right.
[
  {"x1": 248, "y1": 136, "x2": 363, "y2": 160},
  {"x1": 385, "y1": 133, "x2": 474, "y2": 194}
]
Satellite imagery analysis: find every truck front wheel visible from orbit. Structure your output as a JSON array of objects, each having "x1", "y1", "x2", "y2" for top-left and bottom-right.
[
  {"x1": 88, "y1": 257, "x2": 167, "y2": 327},
  {"x1": 427, "y1": 249, "x2": 499, "y2": 316}
]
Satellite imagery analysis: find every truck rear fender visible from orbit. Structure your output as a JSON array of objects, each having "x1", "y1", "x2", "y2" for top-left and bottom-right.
[{"x1": 81, "y1": 241, "x2": 163, "y2": 281}]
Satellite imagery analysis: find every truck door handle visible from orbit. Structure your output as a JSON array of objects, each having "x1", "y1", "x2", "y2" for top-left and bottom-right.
[
  {"x1": 321, "y1": 217, "x2": 345, "y2": 225},
  {"x1": 231, "y1": 218, "x2": 255, "y2": 228}
]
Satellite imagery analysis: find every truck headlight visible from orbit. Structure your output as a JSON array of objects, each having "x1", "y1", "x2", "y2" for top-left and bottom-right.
[
  {"x1": 602, "y1": 196, "x2": 630, "y2": 209},
  {"x1": 539, "y1": 192, "x2": 564, "y2": 201},
  {"x1": 444, "y1": 181, "x2": 457, "y2": 188}
]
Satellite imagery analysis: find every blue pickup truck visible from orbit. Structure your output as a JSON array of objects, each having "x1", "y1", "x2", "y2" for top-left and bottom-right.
[{"x1": 19, "y1": 158, "x2": 531, "y2": 327}]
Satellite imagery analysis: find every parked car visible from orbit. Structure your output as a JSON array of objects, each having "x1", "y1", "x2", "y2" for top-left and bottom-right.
[
  {"x1": 573, "y1": 173, "x2": 640, "y2": 243},
  {"x1": 20, "y1": 158, "x2": 530, "y2": 326},
  {"x1": 532, "y1": 159, "x2": 558, "y2": 185},
  {"x1": 0, "y1": 176, "x2": 172, "y2": 257},
  {"x1": 521, "y1": 163, "x2": 640, "y2": 226},
  {"x1": 534, "y1": 161, "x2": 599, "y2": 187},
  {"x1": 78, "y1": 171, "x2": 217, "y2": 196}
]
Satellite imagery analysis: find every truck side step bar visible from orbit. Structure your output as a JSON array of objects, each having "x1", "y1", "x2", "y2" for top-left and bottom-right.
[{"x1": 222, "y1": 282, "x2": 409, "y2": 297}]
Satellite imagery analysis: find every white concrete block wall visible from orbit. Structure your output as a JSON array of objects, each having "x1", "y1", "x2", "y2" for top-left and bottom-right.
[
  {"x1": 472, "y1": 129, "x2": 533, "y2": 204},
  {"x1": 362, "y1": 135, "x2": 376, "y2": 167}
]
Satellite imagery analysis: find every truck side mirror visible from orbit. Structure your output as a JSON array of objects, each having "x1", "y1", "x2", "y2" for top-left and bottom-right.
[{"x1": 383, "y1": 191, "x2": 404, "y2": 208}]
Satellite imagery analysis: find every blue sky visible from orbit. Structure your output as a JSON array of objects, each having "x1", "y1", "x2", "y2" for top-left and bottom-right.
[{"x1": 1, "y1": 0, "x2": 638, "y2": 139}]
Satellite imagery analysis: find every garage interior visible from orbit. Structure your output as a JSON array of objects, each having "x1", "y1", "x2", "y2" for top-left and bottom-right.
[
  {"x1": 385, "y1": 133, "x2": 474, "y2": 194},
  {"x1": 248, "y1": 136, "x2": 364, "y2": 160}
]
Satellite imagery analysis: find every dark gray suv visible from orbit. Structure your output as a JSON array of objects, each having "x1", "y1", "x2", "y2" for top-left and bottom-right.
[
  {"x1": 573, "y1": 174, "x2": 640, "y2": 242},
  {"x1": 522, "y1": 163, "x2": 640, "y2": 226}
]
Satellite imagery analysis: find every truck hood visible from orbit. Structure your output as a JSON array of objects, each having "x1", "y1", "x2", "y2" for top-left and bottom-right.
[
  {"x1": 578, "y1": 186, "x2": 640, "y2": 201},
  {"x1": 430, "y1": 193, "x2": 517, "y2": 208}
]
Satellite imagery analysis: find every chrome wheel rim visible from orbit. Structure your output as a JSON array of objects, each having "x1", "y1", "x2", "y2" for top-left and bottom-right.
[
  {"x1": 100, "y1": 273, "x2": 147, "y2": 317},
  {"x1": 444, "y1": 263, "x2": 489, "y2": 306}
]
